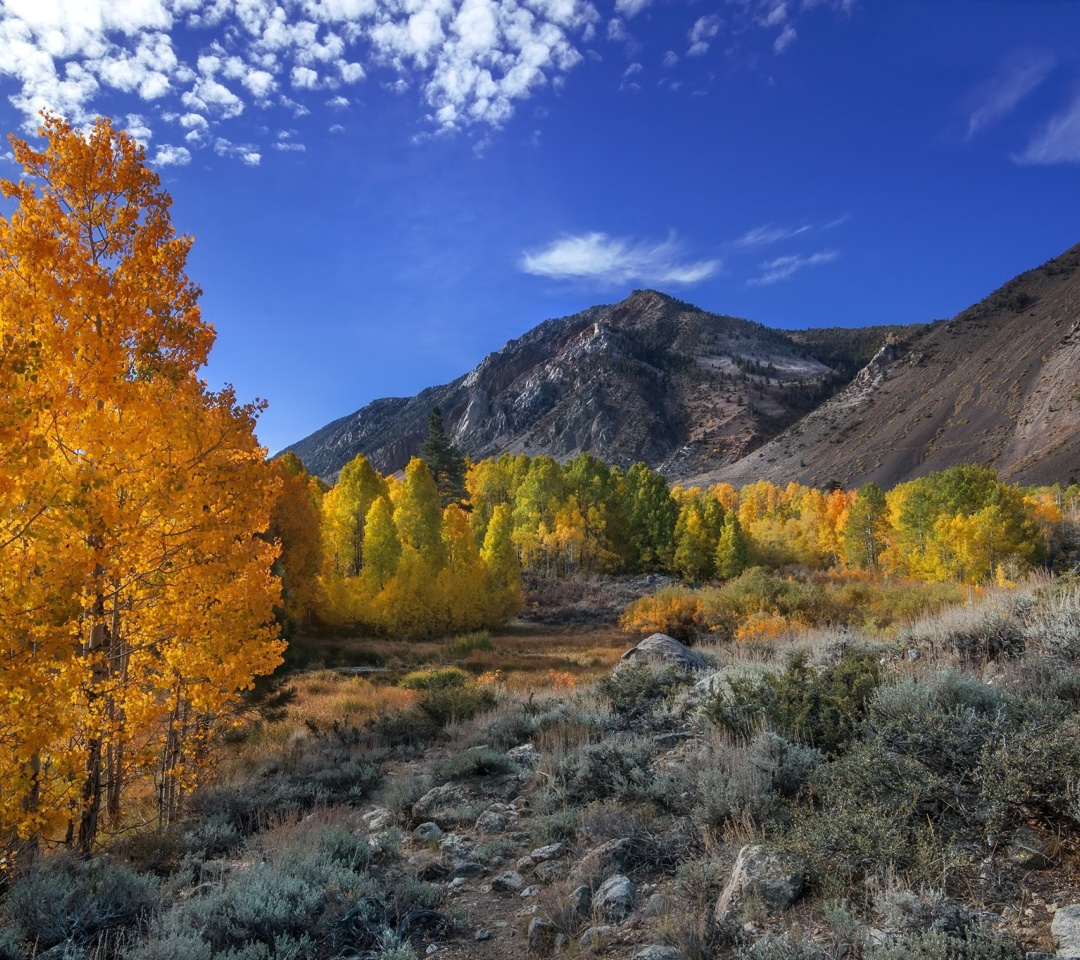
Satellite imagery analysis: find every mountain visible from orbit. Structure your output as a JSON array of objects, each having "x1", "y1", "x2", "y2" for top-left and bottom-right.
[
  {"x1": 282, "y1": 291, "x2": 908, "y2": 480},
  {"x1": 695, "y1": 242, "x2": 1080, "y2": 490}
]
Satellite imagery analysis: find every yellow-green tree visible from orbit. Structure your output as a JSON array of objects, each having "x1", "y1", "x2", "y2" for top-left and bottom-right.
[
  {"x1": 322, "y1": 453, "x2": 387, "y2": 577},
  {"x1": 0, "y1": 116, "x2": 282, "y2": 855}
]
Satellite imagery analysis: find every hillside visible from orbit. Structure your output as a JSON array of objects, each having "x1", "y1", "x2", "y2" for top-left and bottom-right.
[
  {"x1": 283, "y1": 292, "x2": 905, "y2": 480},
  {"x1": 695, "y1": 242, "x2": 1080, "y2": 490}
]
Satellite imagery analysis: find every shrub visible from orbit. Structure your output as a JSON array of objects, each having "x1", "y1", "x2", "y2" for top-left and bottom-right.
[
  {"x1": 4, "y1": 853, "x2": 158, "y2": 951},
  {"x1": 443, "y1": 631, "x2": 493, "y2": 657},
  {"x1": 620, "y1": 586, "x2": 704, "y2": 642},
  {"x1": 397, "y1": 667, "x2": 470, "y2": 691},
  {"x1": 599, "y1": 665, "x2": 695, "y2": 722},
  {"x1": 705, "y1": 649, "x2": 882, "y2": 756},
  {"x1": 369, "y1": 683, "x2": 497, "y2": 746},
  {"x1": 901, "y1": 599, "x2": 1025, "y2": 663},
  {"x1": 546, "y1": 734, "x2": 658, "y2": 806},
  {"x1": 430, "y1": 747, "x2": 520, "y2": 781}
]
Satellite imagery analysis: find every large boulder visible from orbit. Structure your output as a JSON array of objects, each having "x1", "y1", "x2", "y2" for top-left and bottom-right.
[
  {"x1": 613, "y1": 633, "x2": 708, "y2": 676},
  {"x1": 713, "y1": 844, "x2": 806, "y2": 926},
  {"x1": 595, "y1": 874, "x2": 636, "y2": 922},
  {"x1": 1053, "y1": 904, "x2": 1080, "y2": 958}
]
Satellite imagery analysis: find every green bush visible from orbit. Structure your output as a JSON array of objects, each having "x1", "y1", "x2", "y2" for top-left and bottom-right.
[
  {"x1": 4, "y1": 853, "x2": 158, "y2": 951},
  {"x1": 443, "y1": 631, "x2": 493, "y2": 657},
  {"x1": 547, "y1": 734, "x2": 658, "y2": 806},
  {"x1": 598, "y1": 665, "x2": 696, "y2": 721},
  {"x1": 705, "y1": 649, "x2": 882, "y2": 755},
  {"x1": 430, "y1": 747, "x2": 520, "y2": 781},
  {"x1": 397, "y1": 666, "x2": 470, "y2": 691}
]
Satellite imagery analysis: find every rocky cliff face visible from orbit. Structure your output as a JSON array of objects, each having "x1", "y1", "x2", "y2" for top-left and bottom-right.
[
  {"x1": 696, "y1": 242, "x2": 1080, "y2": 489},
  {"x1": 283, "y1": 291, "x2": 900, "y2": 480}
]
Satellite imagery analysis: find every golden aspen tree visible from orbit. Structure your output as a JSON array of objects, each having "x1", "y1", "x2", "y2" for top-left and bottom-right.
[
  {"x1": 394, "y1": 459, "x2": 445, "y2": 562},
  {"x1": 0, "y1": 116, "x2": 282, "y2": 855},
  {"x1": 437, "y1": 504, "x2": 487, "y2": 631},
  {"x1": 269, "y1": 453, "x2": 325, "y2": 628},
  {"x1": 322, "y1": 453, "x2": 387, "y2": 577},
  {"x1": 362, "y1": 496, "x2": 401, "y2": 592},
  {"x1": 481, "y1": 504, "x2": 522, "y2": 622}
]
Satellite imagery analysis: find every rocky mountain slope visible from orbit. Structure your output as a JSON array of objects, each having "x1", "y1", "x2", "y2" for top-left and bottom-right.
[
  {"x1": 696, "y1": 241, "x2": 1080, "y2": 490},
  {"x1": 283, "y1": 292, "x2": 905, "y2": 480}
]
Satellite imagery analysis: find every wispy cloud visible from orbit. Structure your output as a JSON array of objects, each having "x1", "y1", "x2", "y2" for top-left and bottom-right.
[
  {"x1": 967, "y1": 50, "x2": 1056, "y2": 140},
  {"x1": 733, "y1": 223, "x2": 812, "y2": 248},
  {"x1": 748, "y1": 249, "x2": 839, "y2": 285},
  {"x1": 1013, "y1": 91, "x2": 1080, "y2": 165},
  {"x1": 687, "y1": 15, "x2": 721, "y2": 57},
  {"x1": 521, "y1": 232, "x2": 720, "y2": 286}
]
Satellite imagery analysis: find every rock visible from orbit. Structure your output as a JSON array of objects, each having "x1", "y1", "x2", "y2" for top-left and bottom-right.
[
  {"x1": 412, "y1": 784, "x2": 470, "y2": 824},
  {"x1": 642, "y1": 893, "x2": 665, "y2": 918},
  {"x1": 362, "y1": 807, "x2": 393, "y2": 831},
  {"x1": 1052, "y1": 904, "x2": 1080, "y2": 957},
  {"x1": 572, "y1": 838, "x2": 635, "y2": 883},
  {"x1": 439, "y1": 834, "x2": 474, "y2": 859},
  {"x1": 1005, "y1": 827, "x2": 1054, "y2": 870},
  {"x1": 570, "y1": 885, "x2": 592, "y2": 918},
  {"x1": 527, "y1": 917, "x2": 559, "y2": 953},
  {"x1": 531, "y1": 843, "x2": 568, "y2": 862},
  {"x1": 508, "y1": 744, "x2": 542, "y2": 767},
  {"x1": 534, "y1": 860, "x2": 567, "y2": 883},
  {"x1": 614, "y1": 633, "x2": 708, "y2": 676},
  {"x1": 633, "y1": 947, "x2": 682, "y2": 960},
  {"x1": 491, "y1": 870, "x2": 525, "y2": 892},
  {"x1": 579, "y1": 925, "x2": 615, "y2": 950},
  {"x1": 418, "y1": 861, "x2": 450, "y2": 881},
  {"x1": 714, "y1": 844, "x2": 806, "y2": 926},
  {"x1": 517, "y1": 855, "x2": 538, "y2": 872},
  {"x1": 449, "y1": 860, "x2": 486, "y2": 879},
  {"x1": 595, "y1": 874, "x2": 636, "y2": 922},
  {"x1": 475, "y1": 810, "x2": 508, "y2": 834},
  {"x1": 413, "y1": 822, "x2": 444, "y2": 842},
  {"x1": 475, "y1": 928, "x2": 492, "y2": 941},
  {"x1": 446, "y1": 877, "x2": 468, "y2": 892}
]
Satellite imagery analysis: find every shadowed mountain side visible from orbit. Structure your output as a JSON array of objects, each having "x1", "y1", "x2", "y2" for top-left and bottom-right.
[
  {"x1": 694, "y1": 242, "x2": 1080, "y2": 490},
  {"x1": 283, "y1": 291, "x2": 905, "y2": 481}
]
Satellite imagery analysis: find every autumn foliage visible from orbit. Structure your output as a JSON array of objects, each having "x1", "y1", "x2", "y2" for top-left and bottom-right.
[{"x1": 0, "y1": 117, "x2": 282, "y2": 857}]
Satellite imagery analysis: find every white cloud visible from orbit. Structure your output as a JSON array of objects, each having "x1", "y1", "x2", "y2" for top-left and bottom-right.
[
  {"x1": 966, "y1": 50, "x2": 1056, "y2": 140},
  {"x1": 749, "y1": 249, "x2": 839, "y2": 285},
  {"x1": 0, "y1": 0, "x2": 600, "y2": 142},
  {"x1": 662, "y1": 50, "x2": 678, "y2": 68},
  {"x1": 122, "y1": 112, "x2": 152, "y2": 142},
  {"x1": 152, "y1": 143, "x2": 191, "y2": 166},
  {"x1": 734, "y1": 223, "x2": 811, "y2": 248},
  {"x1": 1013, "y1": 92, "x2": 1080, "y2": 166},
  {"x1": 687, "y1": 15, "x2": 720, "y2": 57},
  {"x1": 614, "y1": 0, "x2": 652, "y2": 18},
  {"x1": 773, "y1": 24, "x2": 795, "y2": 54},
  {"x1": 214, "y1": 136, "x2": 261, "y2": 165},
  {"x1": 326, "y1": 94, "x2": 350, "y2": 108},
  {"x1": 521, "y1": 231, "x2": 720, "y2": 285}
]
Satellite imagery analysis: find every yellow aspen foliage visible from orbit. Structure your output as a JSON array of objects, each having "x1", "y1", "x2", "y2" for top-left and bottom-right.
[
  {"x1": 269, "y1": 453, "x2": 325, "y2": 628},
  {"x1": 394, "y1": 459, "x2": 445, "y2": 563},
  {"x1": 481, "y1": 504, "x2": 523, "y2": 623},
  {"x1": 322, "y1": 453, "x2": 387, "y2": 577},
  {"x1": 0, "y1": 116, "x2": 282, "y2": 854},
  {"x1": 436, "y1": 504, "x2": 488, "y2": 632},
  {"x1": 362, "y1": 496, "x2": 402, "y2": 591}
]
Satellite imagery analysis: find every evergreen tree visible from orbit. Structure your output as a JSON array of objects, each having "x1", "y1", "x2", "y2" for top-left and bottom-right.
[{"x1": 419, "y1": 406, "x2": 468, "y2": 507}]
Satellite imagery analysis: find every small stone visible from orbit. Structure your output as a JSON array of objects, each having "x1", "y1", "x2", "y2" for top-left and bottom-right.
[
  {"x1": 578, "y1": 925, "x2": 615, "y2": 950},
  {"x1": 521, "y1": 885, "x2": 540, "y2": 897},
  {"x1": 440, "y1": 834, "x2": 473, "y2": 858},
  {"x1": 533, "y1": 861, "x2": 566, "y2": 883},
  {"x1": 570, "y1": 885, "x2": 592, "y2": 918},
  {"x1": 517, "y1": 855, "x2": 538, "y2": 872},
  {"x1": 508, "y1": 744, "x2": 542, "y2": 767},
  {"x1": 475, "y1": 810, "x2": 509, "y2": 834},
  {"x1": 446, "y1": 877, "x2": 468, "y2": 892},
  {"x1": 527, "y1": 917, "x2": 559, "y2": 953},
  {"x1": 449, "y1": 860, "x2": 486, "y2": 879},
  {"x1": 475, "y1": 928, "x2": 492, "y2": 941},
  {"x1": 594, "y1": 874, "x2": 635, "y2": 923},
  {"x1": 572, "y1": 837, "x2": 634, "y2": 884},
  {"x1": 413, "y1": 822, "x2": 444, "y2": 842},
  {"x1": 363, "y1": 807, "x2": 393, "y2": 831},
  {"x1": 1005, "y1": 826, "x2": 1054, "y2": 870},
  {"x1": 714, "y1": 844, "x2": 806, "y2": 926},
  {"x1": 643, "y1": 893, "x2": 665, "y2": 918},
  {"x1": 491, "y1": 870, "x2": 525, "y2": 892},
  {"x1": 425, "y1": 946, "x2": 439, "y2": 955},
  {"x1": 530, "y1": 843, "x2": 568, "y2": 862},
  {"x1": 633, "y1": 947, "x2": 682, "y2": 960}
]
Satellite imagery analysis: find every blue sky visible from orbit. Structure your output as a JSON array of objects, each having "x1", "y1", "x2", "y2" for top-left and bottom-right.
[{"x1": 2, "y1": 0, "x2": 1079, "y2": 455}]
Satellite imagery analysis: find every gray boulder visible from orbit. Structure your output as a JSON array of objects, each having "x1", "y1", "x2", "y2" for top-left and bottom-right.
[
  {"x1": 714, "y1": 844, "x2": 806, "y2": 926},
  {"x1": 614, "y1": 633, "x2": 708, "y2": 676},
  {"x1": 595, "y1": 874, "x2": 636, "y2": 922},
  {"x1": 633, "y1": 948, "x2": 682, "y2": 960},
  {"x1": 1052, "y1": 904, "x2": 1080, "y2": 958},
  {"x1": 579, "y1": 925, "x2": 615, "y2": 950}
]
